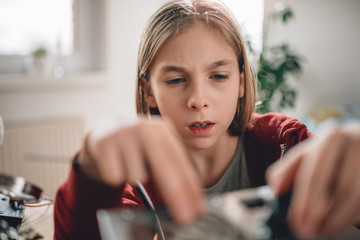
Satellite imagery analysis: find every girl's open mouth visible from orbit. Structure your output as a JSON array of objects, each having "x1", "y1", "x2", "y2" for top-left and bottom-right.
[{"x1": 188, "y1": 121, "x2": 215, "y2": 136}]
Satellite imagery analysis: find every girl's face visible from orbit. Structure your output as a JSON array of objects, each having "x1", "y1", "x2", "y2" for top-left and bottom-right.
[{"x1": 145, "y1": 22, "x2": 244, "y2": 150}]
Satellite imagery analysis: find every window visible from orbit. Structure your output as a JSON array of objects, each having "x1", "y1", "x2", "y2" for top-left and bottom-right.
[
  {"x1": 0, "y1": 0, "x2": 105, "y2": 78},
  {"x1": 223, "y1": 0, "x2": 264, "y2": 55},
  {"x1": 0, "y1": 0, "x2": 74, "y2": 56}
]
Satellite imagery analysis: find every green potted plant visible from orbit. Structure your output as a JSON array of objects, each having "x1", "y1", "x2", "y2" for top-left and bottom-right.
[
  {"x1": 32, "y1": 46, "x2": 50, "y2": 77},
  {"x1": 249, "y1": 5, "x2": 304, "y2": 113},
  {"x1": 32, "y1": 46, "x2": 48, "y2": 58}
]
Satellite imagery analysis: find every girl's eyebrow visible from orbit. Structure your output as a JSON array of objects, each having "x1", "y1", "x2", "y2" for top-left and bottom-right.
[
  {"x1": 160, "y1": 60, "x2": 233, "y2": 73},
  {"x1": 207, "y1": 59, "x2": 233, "y2": 70},
  {"x1": 161, "y1": 66, "x2": 186, "y2": 73}
]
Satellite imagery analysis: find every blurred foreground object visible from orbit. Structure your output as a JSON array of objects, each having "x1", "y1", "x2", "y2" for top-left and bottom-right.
[
  {"x1": 0, "y1": 173, "x2": 42, "y2": 204},
  {"x1": 0, "y1": 173, "x2": 53, "y2": 239},
  {"x1": 97, "y1": 185, "x2": 360, "y2": 240},
  {"x1": 97, "y1": 186, "x2": 291, "y2": 240}
]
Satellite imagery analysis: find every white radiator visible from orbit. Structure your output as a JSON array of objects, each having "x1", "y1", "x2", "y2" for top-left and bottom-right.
[{"x1": 0, "y1": 117, "x2": 84, "y2": 199}]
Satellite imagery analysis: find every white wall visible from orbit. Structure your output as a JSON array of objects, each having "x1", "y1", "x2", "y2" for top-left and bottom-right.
[
  {"x1": 1, "y1": 0, "x2": 359, "y2": 129},
  {"x1": 265, "y1": 0, "x2": 360, "y2": 118}
]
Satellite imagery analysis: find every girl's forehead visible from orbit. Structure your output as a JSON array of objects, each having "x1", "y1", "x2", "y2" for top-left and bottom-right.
[
  {"x1": 171, "y1": 22, "x2": 226, "y2": 44},
  {"x1": 151, "y1": 22, "x2": 237, "y2": 68}
]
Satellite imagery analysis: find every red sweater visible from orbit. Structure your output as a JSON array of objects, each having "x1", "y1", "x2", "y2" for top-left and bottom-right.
[{"x1": 54, "y1": 113, "x2": 313, "y2": 239}]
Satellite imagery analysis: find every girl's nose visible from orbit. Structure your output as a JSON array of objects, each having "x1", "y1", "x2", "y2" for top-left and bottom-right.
[{"x1": 187, "y1": 84, "x2": 209, "y2": 111}]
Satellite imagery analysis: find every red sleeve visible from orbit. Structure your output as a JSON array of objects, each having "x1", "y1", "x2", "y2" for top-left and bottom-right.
[
  {"x1": 245, "y1": 113, "x2": 314, "y2": 187},
  {"x1": 249, "y1": 112, "x2": 314, "y2": 146},
  {"x1": 54, "y1": 155, "x2": 146, "y2": 240}
]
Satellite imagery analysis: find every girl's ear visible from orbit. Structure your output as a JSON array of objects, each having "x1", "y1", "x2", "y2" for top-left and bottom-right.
[
  {"x1": 140, "y1": 78, "x2": 158, "y2": 108},
  {"x1": 239, "y1": 72, "x2": 245, "y2": 98}
]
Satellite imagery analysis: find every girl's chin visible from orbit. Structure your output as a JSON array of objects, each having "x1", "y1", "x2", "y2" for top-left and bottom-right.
[{"x1": 184, "y1": 138, "x2": 215, "y2": 150}]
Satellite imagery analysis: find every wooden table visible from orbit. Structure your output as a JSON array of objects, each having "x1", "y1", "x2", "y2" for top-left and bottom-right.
[{"x1": 20, "y1": 203, "x2": 54, "y2": 239}]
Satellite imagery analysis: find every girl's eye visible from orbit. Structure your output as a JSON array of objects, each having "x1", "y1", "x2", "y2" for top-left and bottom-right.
[
  {"x1": 166, "y1": 78, "x2": 186, "y2": 85},
  {"x1": 211, "y1": 74, "x2": 229, "y2": 81}
]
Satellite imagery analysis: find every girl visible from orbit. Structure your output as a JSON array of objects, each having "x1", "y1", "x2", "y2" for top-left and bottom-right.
[{"x1": 54, "y1": 0, "x2": 316, "y2": 239}]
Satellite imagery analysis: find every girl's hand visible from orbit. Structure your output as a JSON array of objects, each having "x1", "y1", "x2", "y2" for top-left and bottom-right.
[
  {"x1": 266, "y1": 125, "x2": 360, "y2": 238},
  {"x1": 78, "y1": 117, "x2": 205, "y2": 224}
]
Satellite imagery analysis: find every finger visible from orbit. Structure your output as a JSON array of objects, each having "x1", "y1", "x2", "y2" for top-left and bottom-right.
[
  {"x1": 142, "y1": 125, "x2": 205, "y2": 224},
  {"x1": 90, "y1": 136, "x2": 125, "y2": 187},
  {"x1": 147, "y1": 135, "x2": 204, "y2": 223},
  {"x1": 119, "y1": 129, "x2": 148, "y2": 185},
  {"x1": 290, "y1": 134, "x2": 347, "y2": 237},
  {"x1": 318, "y1": 141, "x2": 360, "y2": 236},
  {"x1": 266, "y1": 143, "x2": 304, "y2": 195}
]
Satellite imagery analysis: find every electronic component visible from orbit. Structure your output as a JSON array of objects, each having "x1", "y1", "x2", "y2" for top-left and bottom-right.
[
  {"x1": 97, "y1": 186, "x2": 293, "y2": 240},
  {"x1": 0, "y1": 193, "x2": 24, "y2": 228}
]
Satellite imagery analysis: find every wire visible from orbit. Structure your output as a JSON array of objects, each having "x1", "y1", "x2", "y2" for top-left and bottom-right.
[{"x1": 10, "y1": 197, "x2": 55, "y2": 208}]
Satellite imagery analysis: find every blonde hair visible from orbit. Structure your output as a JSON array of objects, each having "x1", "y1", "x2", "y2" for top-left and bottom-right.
[{"x1": 136, "y1": 0, "x2": 257, "y2": 135}]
